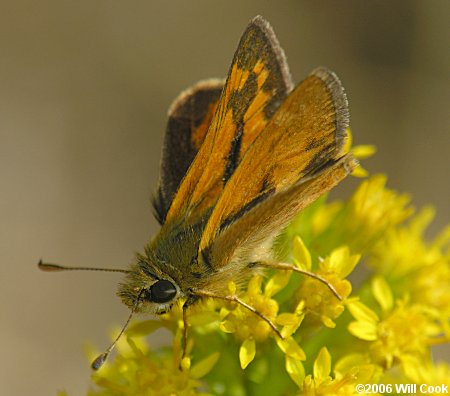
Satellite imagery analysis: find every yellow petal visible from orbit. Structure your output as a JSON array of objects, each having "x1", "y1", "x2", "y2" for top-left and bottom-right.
[
  {"x1": 239, "y1": 338, "x2": 256, "y2": 369},
  {"x1": 189, "y1": 311, "x2": 221, "y2": 326},
  {"x1": 248, "y1": 275, "x2": 263, "y2": 295},
  {"x1": 279, "y1": 313, "x2": 304, "y2": 338},
  {"x1": 334, "y1": 353, "x2": 368, "y2": 375},
  {"x1": 181, "y1": 356, "x2": 191, "y2": 371},
  {"x1": 191, "y1": 352, "x2": 220, "y2": 379},
  {"x1": 347, "y1": 301, "x2": 379, "y2": 323},
  {"x1": 228, "y1": 281, "x2": 237, "y2": 294},
  {"x1": 219, "y1": 307, "x2": 230, "y2": 319},
  {"x1": 352, "y1": 144, "x2": 376, "y2": 159},
  {"x1": 348, "y1": 364, "x2": 378, "y2": 384},
  {"x1": 372, "y1": 276, "x2": 393, "y2": 312},
  {"x1": 265, "y1": 271, "x2": 292, "y2": 297},
  {"x1": 276, "y1": 313, "x2": 301, "y2": 326},
  {"x1": 285, "y1": 355, "x2": 305, "y2": 387},
  {"x1": 328, "y1": 246, "x2": 350, "y2": 272},
  {"x1": 352, "y1": 165, "x2": 369, "y2": 178},
  {"x1": 342, "y1": 128, "x2": 353, "y2": 154},
  {"x1": 321, "y1": 315, "x2": 336, "y2": 328},
  {"x1": 313, "y1": 347, "x2": 331, "y2": 380},
  {"x1": 126, "y1": 320, "x2": 166, "y2": 336},
  {"x1": 276, "y1": 337, "x2": 306, "y2": 360},
  {"x1": 293, "y1": 236, "x2": 312, "y2": 271},
  {"x1": 295, "y1": 300, "x2": 305, "y2": 315},
  {"x1": 348, "y1": 321, "x2": 378, "y2": 341},
  {"x1": 304, "y1": 374, "x2": 313, "y2": 388},
  {"x1": 339, "y1": 253, "x2": 361, "y2": 278},
  {"x1": 219, "y1": 320, "x2": 236, "y2": 333}
]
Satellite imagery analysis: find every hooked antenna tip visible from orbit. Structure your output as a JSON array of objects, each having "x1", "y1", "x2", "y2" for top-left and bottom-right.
[
  {"x1": 38, "y1": 260, "x2": 64, "y2": 271},
  {"x1": 91, "y1": 352, "x2": 109, "y2": 370}
]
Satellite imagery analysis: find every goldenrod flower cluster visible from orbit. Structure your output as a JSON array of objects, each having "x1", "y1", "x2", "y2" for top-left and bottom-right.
[{"x1": 63, "y1": 145, "x2": 448, "y2": 395}]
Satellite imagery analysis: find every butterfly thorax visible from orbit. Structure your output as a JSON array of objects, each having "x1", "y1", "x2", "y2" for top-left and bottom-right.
[
  {"x1": 117, "y1": 215, "x2": 219, "y2": 313},
  {"x1": 149, "y1": 217, "x2": 213, "y2": 287}
]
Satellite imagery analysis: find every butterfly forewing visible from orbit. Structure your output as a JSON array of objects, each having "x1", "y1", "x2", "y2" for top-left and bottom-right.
[
  {"x1": 198, "y1": 68, "x2": 353, "y2": 265},
  {"x1": 165, "y1": 16, "x2": 293, "y2": 224}
]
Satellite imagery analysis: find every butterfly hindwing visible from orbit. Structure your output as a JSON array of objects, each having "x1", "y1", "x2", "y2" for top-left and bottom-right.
[
  {"x1": 153, "y1": 80, "x2": 223, "y2": 224},
  {"x1": 164, "y1": 16, "x2": 293, "y2": 224},
  {"x1": 198, "y1": 68, "x2": 354, "y2": 266}
]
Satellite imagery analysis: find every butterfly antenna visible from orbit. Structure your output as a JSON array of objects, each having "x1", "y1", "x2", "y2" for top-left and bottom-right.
[
  {"x1": 91, "y1": 288, "x2": 144, "y2": 370},
  {"x1": 38, "y1": 259, "x2": 130, "y2": 274}
]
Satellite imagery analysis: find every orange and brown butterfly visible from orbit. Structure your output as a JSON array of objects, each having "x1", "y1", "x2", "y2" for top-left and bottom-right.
[{"x1": 39, "y1": 15, "x2": 357, "y2": 369}]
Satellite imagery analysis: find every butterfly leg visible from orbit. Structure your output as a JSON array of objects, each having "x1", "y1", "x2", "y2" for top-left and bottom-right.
[
  {"x1": 190, "y1": 289, "x2": 283, "y2": 339},
  {"x1": 182, "y1": 301, "x2": 189, "y2": 360},
  {"x1": 181, "y1": 296, "x2": 199, "y2": 362},
  {"x1": 255, "y1": 261, "x2": 342, "y2": 300}
]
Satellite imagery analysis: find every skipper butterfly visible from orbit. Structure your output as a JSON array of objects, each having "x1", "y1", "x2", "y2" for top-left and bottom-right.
[{"x1": 40, "y1": 15, "x2": 357, "y2": 369}]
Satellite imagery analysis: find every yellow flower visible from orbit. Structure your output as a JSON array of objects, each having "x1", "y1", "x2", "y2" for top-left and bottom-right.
[
  {"x1": 220, "y1": 276, "x2": 279, "y2": 343},
  {"x1": 401, "y1": 357, "x2": 450, "y2": 387},
  {"x1": 347, "y1": 277, "x2": 442, "y2": 372},
  {"x1": 369, "y1": 207, "x2": 450, "y2": 324},
  {"x1": 295, "y1": 243, "x2": 359, "y2": 328},
  {"x1": 301, "y1": 348, "x2": 379, "y2": 395},
  {"x1": 312, "y1": 175, "x2": 413, "y2": 254},
  {"x1": 88, "y1": 327, "x2": 219, "y2": 395},
  {"x1": 379, "y1": 358, "x2": 450, "y2": 391},
  {"x1": 369, "y1": 207, "x2": 439, "y2": 276},
  {"x1": 220, "y1": 275, "x2": 304, "y2": 369},
  {"x1": 157, "y1": 296, "x2": 221, "y2": 334},
  {"x1": 80, "y1": 170, "x2": 449, "y2": 395}
]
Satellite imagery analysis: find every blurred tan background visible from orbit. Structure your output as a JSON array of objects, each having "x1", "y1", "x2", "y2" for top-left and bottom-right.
[{"x1": 1, "y1": 1, "x2": 449, "y2": 395}]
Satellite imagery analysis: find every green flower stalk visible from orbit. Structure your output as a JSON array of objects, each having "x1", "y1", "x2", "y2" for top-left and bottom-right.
[{"x1": 59, "y1": 143, "x2": 449, "y2": 396}]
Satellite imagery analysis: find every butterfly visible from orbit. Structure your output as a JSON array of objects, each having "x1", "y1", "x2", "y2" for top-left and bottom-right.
[{"x1": 39, "y1": 15, "x2": 357, "y2": 369}]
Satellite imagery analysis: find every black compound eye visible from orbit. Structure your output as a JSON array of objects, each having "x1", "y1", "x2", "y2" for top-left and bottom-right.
[{"x1": 148, "y1": 280, "x2": 177, "y2": 303}]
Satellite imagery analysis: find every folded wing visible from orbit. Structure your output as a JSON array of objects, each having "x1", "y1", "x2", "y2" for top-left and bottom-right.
[
  {"x1": 164, "y1": 16, "x2": 293, "y2": 224},
  {"x1": 198, "y1": 68, "x2": 354, "y2": 267}
]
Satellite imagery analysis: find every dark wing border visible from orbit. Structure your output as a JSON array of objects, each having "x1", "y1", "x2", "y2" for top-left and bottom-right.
[{"x1": 153, "y1": 79, "x2": 224, "y2": 224}]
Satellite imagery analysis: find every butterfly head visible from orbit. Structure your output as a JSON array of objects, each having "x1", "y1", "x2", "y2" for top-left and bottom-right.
[{"x1": 117, "y1": 256, "x2": 182, "y2": 315}]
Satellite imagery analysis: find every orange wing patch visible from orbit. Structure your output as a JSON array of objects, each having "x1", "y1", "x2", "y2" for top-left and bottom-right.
[
  {"x1": 165, "y1": 16, "x2": 293, "y2": 224},
  {"x1": 198, "y1": 67, "x2": 351, "y2": 257}
]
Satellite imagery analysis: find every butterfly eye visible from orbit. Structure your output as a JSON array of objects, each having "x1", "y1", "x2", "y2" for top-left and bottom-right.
[{"x1": 145, "y1": 280, "x2": 177, "y2": 303}]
